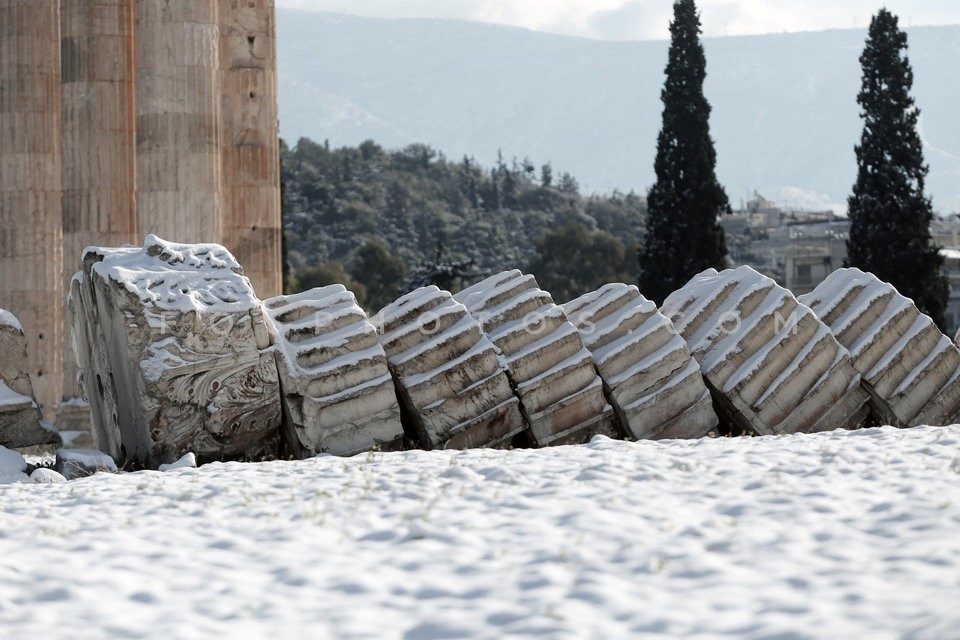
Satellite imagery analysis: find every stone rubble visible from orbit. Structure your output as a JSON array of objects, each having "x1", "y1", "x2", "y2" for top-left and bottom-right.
[
  {"x1": 55, "y1": 448, "x2": 118, "y2": 481},
  {"x1": 0, "y1": 309, "x2": 60, "y2": 449},
  {"x1": 1, "y1": 445, "x2": 111, "y2": 484},
  {"x1": 564, "y1": 283, "x2": 718, "y2": 440}
]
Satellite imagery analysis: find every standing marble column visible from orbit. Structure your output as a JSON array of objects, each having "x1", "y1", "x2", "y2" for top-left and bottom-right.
[
  {"x1": 136, "y1": 0, "x2": 221, "y2": 242},
  {"x1": 219, "y1": 0, "x2": 282, "y2": 298},
  {"x1": 0, "y1": 0, "x2": 64, "y2": 420},
  {"x1": 59, "y1": 0, "x2": 137, "y2": 433}
]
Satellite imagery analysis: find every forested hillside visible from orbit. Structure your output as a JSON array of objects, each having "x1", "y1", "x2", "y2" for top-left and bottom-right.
[
  {"x1": 281, "y1": 138, "x2": 645, "y2": 310},
  {"x1": 277, "y1": 11, "x2": 960, "y2": 214}
]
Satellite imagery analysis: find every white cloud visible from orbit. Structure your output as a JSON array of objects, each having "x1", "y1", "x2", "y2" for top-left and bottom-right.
[
  {"x1": 275, "y1": 0, "x2": 470, "y2": 21},
  {"x1": 466, "y1": 0, "x2": 630, "y2": 37},
  {"x1": 275, "y1": 0, "x2": 960, "y2": 40},
  {"x1": 697, "y1": 0, "x2": 960, "y2": 38},
  {"x1": 585, "y1": 2, "x2": 674, "y2": 41}
]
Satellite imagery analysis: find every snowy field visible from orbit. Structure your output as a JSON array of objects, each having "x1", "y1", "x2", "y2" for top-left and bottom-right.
[{"x1": 2, "y1": 426, "x2": 960, "y2": 639}]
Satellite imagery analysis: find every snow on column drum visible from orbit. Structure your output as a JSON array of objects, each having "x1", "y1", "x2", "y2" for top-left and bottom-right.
[
  {"x1": 0, "y1": 310, "x2": 59, "y2": 448},
  {"x1": 72, "y1": 236, "x2": 281, "y2": 468},
  {"x1": 563, "y1": 284, "x2": 718, "y2": 440},
  {"x1": 454, "y1": 271, "x2": 614, "y2": 446},
  {"x1": 374, "y1": 286, "x2": 525, "y2": 450},
  {"x1": 799, "y1": 268, "x2": 960, "y2": 427},
  {"x1": 661, "y1": 266, "x2": 870, "y2": 435},
  {"x1": 263, "y1": 286, "x2": 403, "y2": 457}
]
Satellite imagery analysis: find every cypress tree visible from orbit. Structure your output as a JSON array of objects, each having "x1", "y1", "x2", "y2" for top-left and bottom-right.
[
  {"x1": 639, "y1": 0, "x2": 729, "y2": 305},
  {"x1": 846, "y1": 9, "x2": 947, "y2": 328}
]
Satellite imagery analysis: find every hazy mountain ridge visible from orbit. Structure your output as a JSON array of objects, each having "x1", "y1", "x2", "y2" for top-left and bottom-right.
[{"x1": 277, "y1": 10, "x2": 960, "y2": 213}]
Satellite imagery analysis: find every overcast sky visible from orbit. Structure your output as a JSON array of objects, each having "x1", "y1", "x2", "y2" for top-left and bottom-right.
[{"x1": 275, "y1": 0, "x2": 960, "y2": 40}]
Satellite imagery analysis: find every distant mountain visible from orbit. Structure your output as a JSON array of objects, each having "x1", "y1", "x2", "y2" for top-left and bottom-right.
[{"x1": 277, "y1": 10, "x2": 960, "y2": 213}]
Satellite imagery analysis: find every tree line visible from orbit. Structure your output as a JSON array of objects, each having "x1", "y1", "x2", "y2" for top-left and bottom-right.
[{"x1": 282, "y1": 140, "x2": 644, "y2": 310}]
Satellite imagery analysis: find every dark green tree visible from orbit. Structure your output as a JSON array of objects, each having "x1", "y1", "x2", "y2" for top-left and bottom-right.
[
  {"x1": 527, "y1": 222, "x2": 638, "y2": 304},
  {"x1": 557, "y1": 172, "x2": 579, "y2": 195},
  {"x1": 540, "y1": 163, "x2": 553, "y2": 189},
  {"x1": 279, "y1": 137, "x2": 648, "y2": 298},
  {"x1": 458, "y1": 156, "x2": 481, "y2": 209},
  {"x1": 639, "y1": 0, "x2": 729, "y2": 305},
  {"x1": 351, "y1": 238, "x2": 406, "y2": 312},
  {"x1": 497, "y1": 151, "x2": 519, "y2": 209},
  {"x1": 846, "y1": 9, "x2": 947, "y2": 328}
]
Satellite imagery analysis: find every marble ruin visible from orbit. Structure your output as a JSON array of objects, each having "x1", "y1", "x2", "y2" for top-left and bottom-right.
[
  {"x1": 264, "y1": 286, "x2": 403, "y2": 457},
  {"x1": 800, "y1": 268, "x2": 960, "y2": 427},
  {"x1": 37, "y1": 237, "x2": 960, "y2": 469},
  {"x1": 0, "y1": 310, "x2": 59, "y2": 449},
  {"x1": 661, "y1": 266, "x2": 870, "y2": 436},
  {"x1": 6, "y1": 2, "x2": 956, "y2": 472},
  {"x1": 455, "y1": 271, "x2": 614, "y2": 446},
  {"x1": 71, "y1": 236, "x2": 280, "y2": 468},
  {"x1": 374, "y1": 286, "x2": 525, "y2": 450},
  {"x1": 564, "y1": 284, "x2": 718, "y2": 440}
]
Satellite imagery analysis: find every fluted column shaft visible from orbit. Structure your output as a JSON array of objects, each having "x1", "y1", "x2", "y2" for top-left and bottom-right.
[
  {"x1": 60, "y1": 0, "x2": 136, "y2": 404},
  {"x1": 0, "y1": 0, "x2": 64, "y2": 419},
  {"x1": 136, "y1": 0, "x2": 221, "y2": 242},
  {"x1": 220, "y1": 0, "x2": 281, "y2": 297}
]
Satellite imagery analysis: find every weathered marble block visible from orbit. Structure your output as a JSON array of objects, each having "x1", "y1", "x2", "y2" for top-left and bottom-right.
[
  {"x1": 374, "y1": 286, "x2": 525, "y2": 450},
  {"x1": 799, "y1": 268, "x2": 960, "y2": 427},
  {"x1": 454, "y1": 271, "x2": 614, "y2": 446},
  {"x1": 71, "y1": 235, "x2": 281, "y2": 468},
  {"x1": 70, "y1": 251, "x2": 132, "y2": 460},
  {"x1": 661, "y1": 266, "x2": 870, "y2": 435},
  {"x1": 264, "y1": 286, "x2": 404, "y2": 457},
  {"x1": 564, "y1": 284, "x2": 718, "y2": 440},
  {"x1": 0, "y1": 309, "x2": 60, "y2": 448}
]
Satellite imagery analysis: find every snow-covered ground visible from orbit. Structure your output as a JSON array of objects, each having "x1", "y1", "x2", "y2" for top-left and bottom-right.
[{"x1": 2, "y1": 426, "x2": 959, "y2": 639}]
